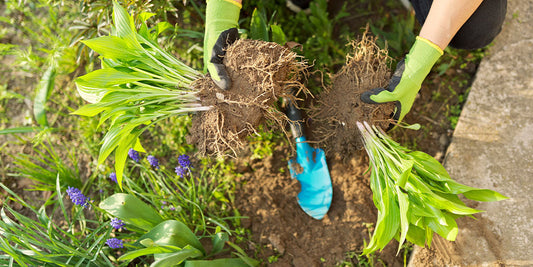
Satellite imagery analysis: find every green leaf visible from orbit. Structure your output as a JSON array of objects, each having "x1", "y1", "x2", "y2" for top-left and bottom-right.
[
  {"x1": 0, "y1": 127, "x2": 41, "y2": 135},
  {"x1": 156, "y1": 22, "x2": 173, "y2": 36},
  {"x1": 462, "y1": 188, "x2": 508, "y2": 202},
  {"x1": 82, "y1": 36, "x2": 139, "y2": 60},
  {"x1": 405, "y1": 224, "x2": 426, "y2": 247},
  {"x1": 137, "y1": 220, "x2": 204, "y2": 253},
  {"x1": 211, "y1": 232, "x2": 228, "y2": 256},
  {"x1": 118, "y1": 245, "x2": 182, "y2": 261},
  {"x1": 99, "y1": 193, "x2": 163, "y2": 231},
  {"x1": 71, "y1": 104, "x2": 107, "y2": 117},
  {"x1": 33, "y1": 65, "x2": 56, "y2": 127},
  {"x1": 113, "y1": 129, "x2": 143, "y2": 189},
  {"x1": 270, "y1": 25, "x2": 286, "y2": 45},
  {"x1": 112, "y1": 1, "x2": 135, "y2": 38},
  {"x1": 151, "y1": 247, "x2": 203, "y2": 267},
  {"x1": 76, "y1": 67, "x2": 150, "y2": 89},
  {"x1": 249, "y1": 8, "x2": 269, "y2": 42},
  {"x1": 184, "y1": 258, "x2": 251, "y2": 267},
  {"x1": 426, "y1": 213, "x2": 458, "y2": 241},
  {"x1": 395, "y1": 186, "x2": 409, "y2": 252},
  {"x1": 138, "y1": 12, "x2": 156, "y2": 23}
]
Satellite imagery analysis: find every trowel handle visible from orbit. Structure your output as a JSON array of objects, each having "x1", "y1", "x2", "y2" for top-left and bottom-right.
[{"x1": 286, "y1": 98, "x2": 304, "y2": 139}]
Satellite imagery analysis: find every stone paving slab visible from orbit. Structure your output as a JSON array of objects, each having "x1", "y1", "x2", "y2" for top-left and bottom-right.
[{"x1": 409, "y1": 1, "x2": 533, "y2": 266}]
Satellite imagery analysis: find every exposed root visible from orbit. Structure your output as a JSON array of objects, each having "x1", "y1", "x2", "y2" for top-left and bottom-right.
[
  {"x1": 188, "y1": 39, "x2": 310, "y2": 157},
  {"x1": 309, "y1": 29, "x2": 395, "y2": 159}
]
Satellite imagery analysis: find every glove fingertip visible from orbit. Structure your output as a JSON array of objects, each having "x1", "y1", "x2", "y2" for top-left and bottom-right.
[
  {"x1": 213, "y1": 76, "x2": 231, "y2": 91},
  {"x1": 361, "y1": 88, "x2": 386, "y2": 104}
]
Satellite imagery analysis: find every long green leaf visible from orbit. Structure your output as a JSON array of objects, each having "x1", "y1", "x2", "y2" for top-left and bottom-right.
[
  {"x1": 33, "y1": 65, "x2": 56, "y2": 127},
  {"x1": 99, "y1": 193, "x2": 163, "y2": 231},
  {"x1": 0, "y1": 127, "x2": 41, "y2": 135},
  {"x1": 137, "y1": 220, "x2": 204, "y2": 253},
  {"x1": 151, "y1": 247, "x2": 203, "y2": 267},
  {"x1": 249, "y1": 8, "x2": 269, "y2": 41},
  {"x1": 118, "y1": 245, "x2": 182, "y2": 261},
  {"x1": 82, "y1": 36, "x2": 139, "y2": 60}
]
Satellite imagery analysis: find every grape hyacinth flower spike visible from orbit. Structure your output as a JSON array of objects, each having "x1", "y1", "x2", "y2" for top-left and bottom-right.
[
  {"x1": 66, "y1": 187, "x2": 90, "y2": 209},
  {"x1": 147, "y1": 155, "x2": 160, "y2": 169},
  {"x1": 106, "y1": 238, "x2": 124, "y2": 249},
  {"x1": 128, "y1": 148, "x2": 140, "y2": 162},
  {"x1": 109, "y1": 172, "x2": 117, "y2": 183},
  {"x1": 110, "y1": 218, "x2": 126, "y2": 231}
]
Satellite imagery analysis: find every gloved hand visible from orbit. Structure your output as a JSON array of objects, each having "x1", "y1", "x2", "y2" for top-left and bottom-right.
[
  {"x1": 204, "y1": 0, "x2": 241, "y2": 90},
  {"x1": 361, "y1": 36, "x2": 443, "y2": 123}
]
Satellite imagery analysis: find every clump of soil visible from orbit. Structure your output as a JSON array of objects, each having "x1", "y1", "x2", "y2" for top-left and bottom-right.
[
  {"x1": 188, "y1": 39, "x2": 308, "y2": 156},
  {"x1": 309, "y1": 33, "x2": 395, "y2": 159}
]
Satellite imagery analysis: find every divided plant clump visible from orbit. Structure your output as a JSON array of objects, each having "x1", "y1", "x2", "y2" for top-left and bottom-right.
[
  {"x1": 73, "y1": 2, "x2": 307, "y2": 186},
  {"x1": 356, "y1": 121, "x2": 507, "y2": 255},
  {"x1": 309, "y1": 32, "x2": 395, "y2": 159}
]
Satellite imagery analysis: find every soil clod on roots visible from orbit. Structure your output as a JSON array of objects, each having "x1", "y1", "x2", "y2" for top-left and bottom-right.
[
  {"x1": 188, "y1": 39, "x2": 308, "y2": 157},
  {"x1": 309, "y1": 32, "x2": 395, "y2": 159}
]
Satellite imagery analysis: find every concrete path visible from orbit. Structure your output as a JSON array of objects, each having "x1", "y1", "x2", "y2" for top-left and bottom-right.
[{"x1": 409, "y1": 1, "x2": 533, "y2": 266}]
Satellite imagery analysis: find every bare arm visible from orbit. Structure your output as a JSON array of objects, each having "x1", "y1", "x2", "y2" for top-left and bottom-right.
[{"x1": 419, "y1": 0, "x2": 484, "y2": 50}]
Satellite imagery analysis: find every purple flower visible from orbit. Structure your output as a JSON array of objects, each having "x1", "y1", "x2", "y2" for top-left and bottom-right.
[
  {"x1": 109, "y1": 172, "x2": 117, "y2": 183},
  {"x1": 147, "y1": 155, "x2": 160, "y2": 169},
  {"x1": 106, "y1": 238, "x2": 124, "y2": 249},
  {"x1": 128, "y1": 148, "x2": 140, "y2": 162},
  {"x1": 169, "y1": 206, "x2": 176, "y2": 211},
  {"x1": 178, "y1": 155, "x2": 191, "y2": 168},
  {"x1": 110, "y1": 218, "x2": 126, "y2": 230},
  {"x1": 175, "y1": 166, "x2": 188, "y2": 177},
  {"x1": 66, "y1": 187, "x2": 90, "y2": 208}
]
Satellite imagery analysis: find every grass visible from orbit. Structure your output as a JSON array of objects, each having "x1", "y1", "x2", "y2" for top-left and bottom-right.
[{"x1": 0, "y1": 0, "x2": 489, "y2": 266}]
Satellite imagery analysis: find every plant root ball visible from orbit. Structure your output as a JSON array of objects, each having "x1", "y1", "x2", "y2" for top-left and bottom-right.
[
  {"x1": 309, "y1": 32, "x2": 395, "y2": 159},
  {"x1": 188, "y1": 39, "x2": 308, "y2": 157}
]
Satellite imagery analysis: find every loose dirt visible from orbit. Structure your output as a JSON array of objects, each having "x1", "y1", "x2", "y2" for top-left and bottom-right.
[
  {"x1": 235, "y1": 145, "x2": 403, "y2": 267},
  {"x1": 188, "y1": 39, "x2": 308, "y2": 157}
]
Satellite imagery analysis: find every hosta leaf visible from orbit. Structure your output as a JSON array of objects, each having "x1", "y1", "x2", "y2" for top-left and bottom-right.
[
  {"x1": 112, "y1": 1, "x2": 135, "y2": 38},
  {"x1": 82, "y1": 36, "x2": 139, "y2": 61},
  {"x1": 422, "y1": 191, "x2": 481, "y2": 216},
  {"x1": 250, "y1": 8, "x2": 269, "y2": 42},
  {"x1": 410, "y1": 151, "x2": 451, "y2": 181},
  {"x1": 462, "y1": 188, "x2": 508, "y2": 202},
  {"x1": 363, "y1": 186, "x2": 400, "y2": 255},
  {"x1": 76, "y1": 68, "x2": 150, "y2": 89},
  {"x1": 406, "y1": 224, "x2": 426, "y2": 247},
  {"x1": 395, "y1": 186, "x2": 409, "y2": 252},
  {"x1": 137, "y1": 220, "x2": 204, "y2": 253},
  {"x1": 71, "y1": 104, "x2": 107, "y2": 117},
  {"x1": 270, "y1": 25, "x2": 286, "y2": 45},
  {"x1": 426, "y1": 213, "x2": 458, "y2": 241},
  {"x1": 99, "y1": 193, "x2": 163, "y2": 231}
]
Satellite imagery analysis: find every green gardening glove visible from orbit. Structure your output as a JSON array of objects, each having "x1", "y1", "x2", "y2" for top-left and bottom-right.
[
  {"x1": 361, "y1": 36, "x2": 443, "y2": 124},
  {"x1": 204, "y1": 0, "x2": 241, "y2": 90}
]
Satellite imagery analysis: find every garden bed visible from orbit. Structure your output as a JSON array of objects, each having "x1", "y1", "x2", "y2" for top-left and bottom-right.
[{"x1": 0, "y1": 1, "x2": 482, "y2": 266}]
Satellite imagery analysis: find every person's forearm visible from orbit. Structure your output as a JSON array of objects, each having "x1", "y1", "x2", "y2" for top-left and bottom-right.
[{"x1": 419, "y1": 0, "x2": 484, "y2": 50}]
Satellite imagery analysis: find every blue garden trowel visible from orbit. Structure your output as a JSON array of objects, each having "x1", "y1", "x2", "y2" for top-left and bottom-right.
[{"x1": 285, "y1": 98, "x2": 333, "y2": 220}]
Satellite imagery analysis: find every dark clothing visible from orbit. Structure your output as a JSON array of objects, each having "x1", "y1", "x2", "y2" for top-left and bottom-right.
[{"x1": 410, "y1": 0, "x2": 507, "y2": 49}]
